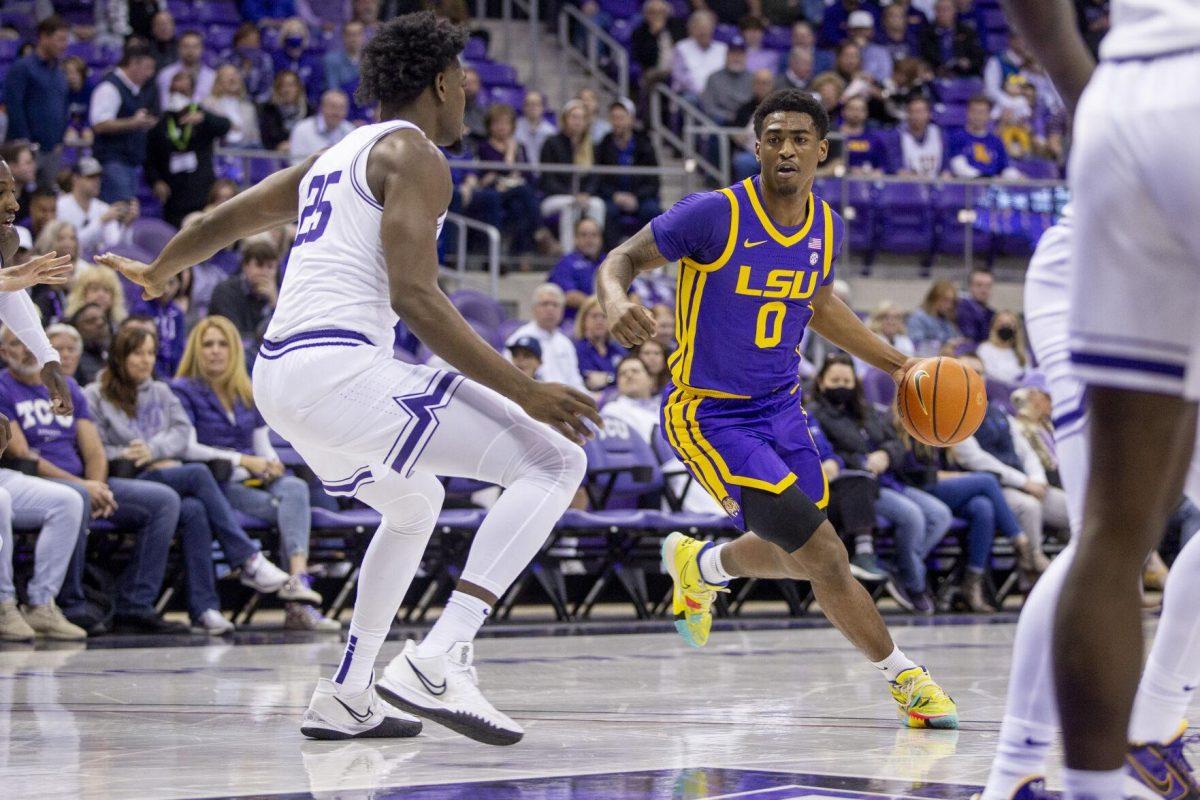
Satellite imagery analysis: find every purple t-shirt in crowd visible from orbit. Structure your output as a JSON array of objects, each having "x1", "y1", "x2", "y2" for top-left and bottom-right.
[
  {"x1": 842, "y1": 130, "x2": 889, "y2": 172},
  {"x1": 0, "y1": 371, "x2": 90, "y2": 477}
]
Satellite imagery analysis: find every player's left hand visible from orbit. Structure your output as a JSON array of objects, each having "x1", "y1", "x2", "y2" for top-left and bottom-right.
[
  {"x1": 41, "y1": 362, "x2": 73, "y2": 416},
  {"x1": 95, "y1": 252, "x2": 168, "y2": 300}
]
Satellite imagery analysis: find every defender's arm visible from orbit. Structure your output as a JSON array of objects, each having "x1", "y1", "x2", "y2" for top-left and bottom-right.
[
  {"x1": 99, "y1": 153, "x2": 320, "y2": 297},
  {"x1": 596, "y1": 223, "x2": 667, "y2": 348},
  {"x1": 1000, "y1": 0, "x2": 1095, "y2": 115},
  {"x1": 808, "y1": 282, "x2": 912, "y2": 381},
  {"x1": 375, "y1": 132, "x2": 601, "y2": 441}
]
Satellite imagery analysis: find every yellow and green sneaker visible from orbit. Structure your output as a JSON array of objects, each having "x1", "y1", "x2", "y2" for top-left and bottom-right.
[
  {"x1": 662, "y1": 531, "x2": 727, "y2": 648},
  {"x1": 889, "y1": 666, "x2": 959, "y2": 729}
]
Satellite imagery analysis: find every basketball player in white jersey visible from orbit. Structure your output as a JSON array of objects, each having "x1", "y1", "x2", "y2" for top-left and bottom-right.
[
  {"x1": 994, "y1": 2, "x2": 1200, "y2": 799},
  {"x1": 98, "y1": 12, "x2": 601, "y2": 746},
  {"x1": 979, "y1": 204, "x2": 1200, "y2": 800}
]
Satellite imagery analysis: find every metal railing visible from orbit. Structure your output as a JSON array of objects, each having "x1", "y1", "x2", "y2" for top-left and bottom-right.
[
  {"x1": 649, "y1": 83, "x2": 726, "y2": 185},
  {"x1": 557, "y1": 4, "x2": 630, "y2": 104},
  {"x1": 443, "y1": 212, "x2": 502, "y2": 297},
  {"x1": 494, "y1": 0, "x2": 542, "y2": 97}
]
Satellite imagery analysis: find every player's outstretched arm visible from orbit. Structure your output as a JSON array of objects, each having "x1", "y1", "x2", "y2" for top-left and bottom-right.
[
  {"x1": 808, "y1": 282, "x2": 915, "y2": 383},
  {"x1": 374, "y1": 133, "x2": 602, "y2": 443},
  {"x1": 98, "y1": 152, "x2": 321, "y2": 298},
  {"x1": 596, "y1": 223, "x2": 666, "y2": 348},
  {"x1": 1000, "y1": 0, "x2": 1094, "y2": 115}
]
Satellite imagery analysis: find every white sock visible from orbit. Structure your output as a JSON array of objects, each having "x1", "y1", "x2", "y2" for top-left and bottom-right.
[
  {"x1": 983, "y1": 544, "x2": 1075, "y2": 799},
  {"x1": 1130, "y1": 529, "x2": 1200, "y2": 743},
  {"x1": 416, "y1": 591, "x2": 491, "y2": 658},
  {"x1": 331, "y1": 473, "x2": 443, "y2": 694},
  {"x1": 1062, "y1": 768, "x2": 1124, "y2": 800},
  {"x1": 871, "y1": 644, "x2": 918, "y2": 682},
  {"x1": 854, "y1": 534, "x2": 873, "y2": 556},
  {"x1": 698, "y1": 542, "x2": 734, "y2": 585},
  {"x1": 982, "y1": 717, "x2": 1056, "y2": 800}
]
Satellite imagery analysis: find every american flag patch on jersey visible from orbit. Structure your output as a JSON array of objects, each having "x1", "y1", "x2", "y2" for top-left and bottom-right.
[{"x1": 808, "y1": 238, "x2": 822, "y2": 250}]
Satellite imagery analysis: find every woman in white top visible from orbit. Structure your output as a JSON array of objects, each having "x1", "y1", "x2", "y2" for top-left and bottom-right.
[
  {"x1": 976, "y1": 309, "x2": 1029, "y2": 384},
  {"x1": 203, "y1": 65, "x2": 262, "y2": 148}
]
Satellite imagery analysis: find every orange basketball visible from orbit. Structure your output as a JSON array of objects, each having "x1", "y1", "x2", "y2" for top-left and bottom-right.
[{"x1": 897, "y1": 357, "x2": 987, "y2": 447}]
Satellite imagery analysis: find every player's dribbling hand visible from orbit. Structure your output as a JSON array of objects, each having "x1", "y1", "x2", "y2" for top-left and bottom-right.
[
  {"x1": 521, "y1": 382, "x2": 604, "y2": 444},
  {"x1": 891, "y1": 357, "x2": 922, "y2": 386},
  {"x1": 95, "y1": 252, "x2": 168, "y2": 300},
  {"x1": 605, "y1": 299, "x2": 657, "y2": 349}
]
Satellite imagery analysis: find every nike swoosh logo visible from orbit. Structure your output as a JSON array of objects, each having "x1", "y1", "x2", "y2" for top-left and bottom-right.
[
  {"x1": 333, "y1": 696, "x2": 373, "y2": 724},
  {"x1": 743, "y1": 238, "x2": 767, "y2": 248},
  {"x1": 912, "y1": 369, "x2": 932, "y2": 415},
  {"x1": 1024, "y1": 737, "x2": 1051, "y2": 747},
  {"x1": 1127, "y1": 754, "x2": 1182, "y2": 796},
  {"x1": 406, "y1": 656, "x2": 447, "y2": 696},
  {"x1": 1184, "y1": 685, "x2": 1197, "y2": 692}
]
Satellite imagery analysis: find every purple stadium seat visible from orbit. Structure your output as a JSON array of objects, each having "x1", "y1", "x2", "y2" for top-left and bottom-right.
[
  {"x1": 206, "y1": 24, "x2": 237, "y2": 51},
  {"x1": 764, "y1": 26, "x2": 791, "y2": 49},
  {"x1": 876, "y1": 128, "x2": 902, "y2": 174},
  {"x1": 861, "y1": 368, "x2": 896, "y2": 407},
  {"x1": 934, "y1": 78, "x2": 983, "y2": 104},
  {"x1": 582, "y1": 424, "x2": 663, "y2": 509},
  {"x1": 715, "y1": 23, "x2": 738, "y2": 43},
  {"x1": 125, "y1": 217, "x2": 179, "y2": 256},
  {"x1": 985, "y1": 377, "x2": 1016, "y2": 414},
  {"x1": 470, "y1": 61, "x2": 519, "y2": 88},
  {"x1": 610, "y1": 18, "x2": 634, "y2": 45},
  {"x1": 599, "y1": 0, "x2": 640, "y2": 18},
  {"x1": 932, "y1": 102, "x2": 968, "y2": 129},
  {"x1": 1012, "y1": 158, "x2": 1059, "y2": 179},
  {"x1": 877, "y1": 181, "x2": 934, "y2": 255},
  {"x1": 168, "y1": 0, "x2": 197, "y2": 23},
  {"x1": 935, "y1": 183, "x2": 993, "y2": 256},
  {"x1": 311, "y1": 506, "x2": 383, "y2": 531},
  {"x1": 498, "y1": 317, "x2": 524, "y2": 344},
  {"x1": 981, "y1": 7, "x2": 1007, "y2": 30},
  {"x1": 984, "y1": 31, "x2": 1009, "y2": 53},
  {"x1": 0, "y1": 40, "x2": 18, "y2": 61},
  {"x1": 198, "y1": 1, "x2": 241, "y2": 25},
  {"x1": 487, "y1": 85, "x2": 526, "y2": 110},
  {"x1": 463, "y1": 37, "x2": 487, "y2": 60},
  {"x1": 843, "y1": 179, "x2": 878, "y2": 255},
  {"x1": 451, "y1": 288, "x2": 506, "y2": 329},
  {"x1": 65, "y1": 41, "x2": 100, "y2": 62}
]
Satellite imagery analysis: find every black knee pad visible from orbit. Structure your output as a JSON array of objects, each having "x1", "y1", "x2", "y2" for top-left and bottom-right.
[{"x1": 742, "y1": 484, "x2": 828, "y2": 553}]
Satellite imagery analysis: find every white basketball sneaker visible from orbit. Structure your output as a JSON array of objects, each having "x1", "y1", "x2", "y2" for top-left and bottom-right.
[
  {"x1": 300, "y1": 676, "x2": 423, "y2": 740},
  {"x1": 377, "y1": 640, "x2": 524, "y2": 746}
]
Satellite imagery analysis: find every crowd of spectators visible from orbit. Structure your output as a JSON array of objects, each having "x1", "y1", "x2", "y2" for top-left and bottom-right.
[{"x1": 0, "y1": 1, "x2": 1129, "y2": 635}]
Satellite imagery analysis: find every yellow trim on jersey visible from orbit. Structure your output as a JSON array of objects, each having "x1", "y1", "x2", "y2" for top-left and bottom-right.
[
  {"x1": 820, "y1": 200, "x2": 834, "y2": 281},
  {"x1": 685, "y1": 188, "x2": 740, "y2": 273},
  {"x1": 814, "y1": 465, "x2": 830, "y2": 509},
  {"x1": 742, "y1": 178, "x2": 815, "y2": 247},
  {"x1": 688, "y1": 396, "x2": 799, "y2": 494},
  {"x1": 681, "y1": 271, "x2": 707, "y2": 384},
  {"x1": 663, "y1": 389, "x2": 728, "y2": 503},
  {"x1": 672, "y1": 383, "x2": 752, "y2": 400}
]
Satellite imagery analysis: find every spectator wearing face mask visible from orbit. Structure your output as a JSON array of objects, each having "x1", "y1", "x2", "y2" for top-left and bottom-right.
[{"x1": 976, "y1": 310, "x2": 1027, "y2": 385}]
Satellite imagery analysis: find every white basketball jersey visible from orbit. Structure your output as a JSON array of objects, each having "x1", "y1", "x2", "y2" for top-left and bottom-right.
[
  {"x1": 264, "y1": 120, "x2": 445, "y2": 351},
  {"x1": 899, "y1": 125, "x2": 943, "y2": 178},
  {"x1": 1100, "y1": 0, "x2": 1200, "y2": 60}
]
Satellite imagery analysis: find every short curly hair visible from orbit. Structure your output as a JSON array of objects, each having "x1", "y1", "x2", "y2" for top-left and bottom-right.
[
  {"x1": 357, "y1": 11, "x2": 469, "y2": 110},
  {"x1": 752, "y1": 88, "x2": 830, "y2": 139}
]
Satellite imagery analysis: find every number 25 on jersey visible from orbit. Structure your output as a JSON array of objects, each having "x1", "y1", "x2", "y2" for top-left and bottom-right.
[{"x1": 294, "y1": 170, "x2": 342, "y2": 247}]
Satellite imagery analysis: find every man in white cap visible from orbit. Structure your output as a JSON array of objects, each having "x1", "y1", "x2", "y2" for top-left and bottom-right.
[
  {"x1": 55, "y1": 157, "x2": 135, "y2": 260},
  {"x1": 846, "y1": 10, "x2": 894, "y2": 84}
]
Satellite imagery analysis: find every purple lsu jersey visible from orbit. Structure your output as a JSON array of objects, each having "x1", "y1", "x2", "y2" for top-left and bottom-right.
[
  {"x1": 651, "y1": 176, "x2": 844, "y2": 399},
  {"x1": 652, "y1": 177, "x2": 844, "y2": 525}
]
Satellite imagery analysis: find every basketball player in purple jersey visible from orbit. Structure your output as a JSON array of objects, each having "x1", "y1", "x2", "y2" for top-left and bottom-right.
[{"x1": 597, "y1": 89, "x2": 958, "y2": 728}]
